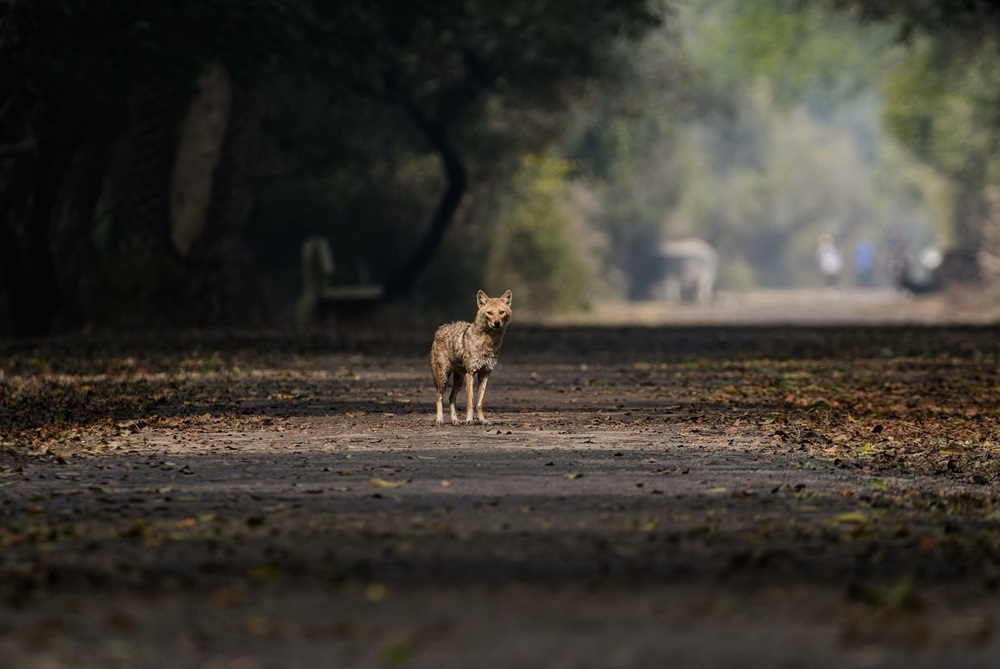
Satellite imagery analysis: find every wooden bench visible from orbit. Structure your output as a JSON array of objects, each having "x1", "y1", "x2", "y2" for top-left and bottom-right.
[{"x1": 294, "y1": 236, "x2": 384, "y2": 330}]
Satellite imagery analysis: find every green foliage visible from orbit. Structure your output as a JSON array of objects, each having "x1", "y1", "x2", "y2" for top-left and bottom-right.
[
  {"x1": 883, "y1": 40, "x2": 1000, "y2": 174},
  {"x1": 880, "y1": 37, "x2": 1000, "y2": 245},
  {"x1": 487, "y1": 155, "x2": 595, "y2": 311},
  {"x1": 561, "y1": 27, "x2": 692, "y2": 298},
  {"x1": 251, "y1": 0, "x2": 666, "y2": 311},
  {"x1": 822, "y1": 0, "x2": 1000, "y2": 249},
  {"x1": 561, "y1": 0, "x2": 944, "y2": 292},
  {"x1": 823, "y1": 0, "x2": 1000, "y2": 41},
  {"x1": 687, "y1": 0, "x2": 895, "y2": 110},
  {"x1": 674, "y1": 90, "x2": 941, "y2": 286}
]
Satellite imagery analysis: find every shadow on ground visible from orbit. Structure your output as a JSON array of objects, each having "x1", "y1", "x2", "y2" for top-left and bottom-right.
[{"x1": 1, "y1": 318, "x2": 999, "y2": 667}]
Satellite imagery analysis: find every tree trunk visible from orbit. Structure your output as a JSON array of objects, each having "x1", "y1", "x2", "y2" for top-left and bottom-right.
[
  {"x1": 952, "y1": 163, "x2": 987, "y2": 251},
  {"x1": 171, "y1": 62, "x2": 231, "y2": 257},
  {"x1": 94, "y1": 83, "x2": 190, "y2": 329},
  {"x1": 0, "y1": 134, "x2": 78, "y2": 337},
  {"x1": 186, "y1": 79, "x2": 265, "y2": 327},
  {"x1": 51, "y1": 121, "x2": 118, "y2": 331},
  {"x1": 383, "y1": 117, "x2": 467, "y2": 300}
]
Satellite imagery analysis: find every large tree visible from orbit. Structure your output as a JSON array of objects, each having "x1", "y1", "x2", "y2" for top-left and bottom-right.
[
  {"x1": 0, "y1": 1, "x2": 284, "y2": 334},
  {"x1": 276, "y1": 0, "x2": 666, "y2": 300},
  {"x1": 0, "y1": 0, "x2": 664, "y2": 335}
]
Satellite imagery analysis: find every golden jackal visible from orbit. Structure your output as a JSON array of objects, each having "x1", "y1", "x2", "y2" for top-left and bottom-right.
[{"x1": 431, "y1": 290, "x2": 513, "y2": 425}]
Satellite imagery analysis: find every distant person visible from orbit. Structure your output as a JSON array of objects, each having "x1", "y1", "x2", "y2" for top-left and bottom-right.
[
  {"x1": 854, "y1": 239, "x2": 876, "y2": 287},
  {"x1": 816, "y1": 234, "x2": 843, "y2": 289}
]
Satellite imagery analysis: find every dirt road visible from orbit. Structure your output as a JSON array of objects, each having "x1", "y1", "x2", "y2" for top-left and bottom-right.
[{"x1": 1, "y1": 291, "x2": 999, "y2": 668}]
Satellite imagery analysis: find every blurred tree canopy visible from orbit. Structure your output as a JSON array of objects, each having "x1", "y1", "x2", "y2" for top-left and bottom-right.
[
  {"x1": 0, "y1": 0, "x2": 662, "y2": 336},
  {"x1": 560, "y1": 0, "x2": 1000, "y2": 295},
  {"x1": 663, "y1": 0, "x2": 927, "y2": 289},
  {"x1": 484, "y1": 154, "x2": 599, "y2": 311},
  {"x1": 558, "y1": 0, "x2": 938, "y2": 293},
  {"x1": 824, "y1": 0, "x2": 1000, "y2": 261},
  {"x1": 5, "y1": 0, "x2": 1000, "y2": 337}
]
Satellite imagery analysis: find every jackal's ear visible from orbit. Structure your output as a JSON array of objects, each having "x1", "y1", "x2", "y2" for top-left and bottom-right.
[
  {"x1": 501, "y1": 290, "x2": 512, "y2": 306},
  {"x1": 476, "y1": 290, "x2": 488, "y2": 306}
]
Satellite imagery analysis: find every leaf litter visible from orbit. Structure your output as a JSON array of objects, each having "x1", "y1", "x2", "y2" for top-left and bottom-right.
[{"x1": 2, "y1": 325, "x2": 1000, "y2": 665}]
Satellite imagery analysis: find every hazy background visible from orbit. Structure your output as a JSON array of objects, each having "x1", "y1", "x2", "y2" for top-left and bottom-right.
[{"x1": 2, "y1": 0, "x2": 999, "y2": 336}]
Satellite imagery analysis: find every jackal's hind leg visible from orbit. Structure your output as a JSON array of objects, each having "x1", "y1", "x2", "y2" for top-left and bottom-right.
[
  {"x1": 435, "y1": 389, "x2": 445, "y2": 424},
  {"x1": 432, "y1": 362, "x2": 448, "y2": 425},
  {"x1": 449, "y1": 372, "x2": 464, "y2": 425}
]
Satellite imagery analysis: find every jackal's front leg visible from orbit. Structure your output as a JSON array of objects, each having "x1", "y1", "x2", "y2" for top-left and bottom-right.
[
  {"x1": 464, "y1": 371, "x2": 476, "y2": 424},
  {"x1": 474, "y1": 371, "x2": 491, "y2": 424}
]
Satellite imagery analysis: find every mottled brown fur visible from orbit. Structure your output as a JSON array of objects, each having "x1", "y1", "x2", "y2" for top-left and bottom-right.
[{"x1": 430, "y1": 290, "x2": 512, "y2": 425}]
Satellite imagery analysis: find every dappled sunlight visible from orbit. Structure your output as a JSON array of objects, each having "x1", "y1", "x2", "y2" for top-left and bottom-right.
[
  {"x1": 2, "y1": 325, "x2": 1000, "y2": 665},
  {"x1": 5, "y1": 1, "x2": 1000, "y2": 665}
]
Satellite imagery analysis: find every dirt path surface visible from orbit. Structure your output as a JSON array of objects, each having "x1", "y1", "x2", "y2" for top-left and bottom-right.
[{"x1": 2, "y1": 292, "x2": 1000, "y2": 668}]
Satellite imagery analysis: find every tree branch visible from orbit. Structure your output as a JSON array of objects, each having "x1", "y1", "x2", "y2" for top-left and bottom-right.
[{"x1": 382, "y1": 100, "x2": 467, "y2": 300}]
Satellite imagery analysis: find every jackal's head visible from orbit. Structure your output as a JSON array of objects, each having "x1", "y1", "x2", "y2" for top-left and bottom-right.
[{"x1": 476, "y1": 290, "x2": 513, "y2": 331}]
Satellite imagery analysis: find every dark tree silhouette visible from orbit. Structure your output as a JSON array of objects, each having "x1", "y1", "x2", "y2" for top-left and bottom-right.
[{"x1": 0, "y1": 0, "x2": 663, "y2": 334}]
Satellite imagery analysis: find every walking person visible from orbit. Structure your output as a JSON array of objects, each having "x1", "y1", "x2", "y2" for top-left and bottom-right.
[
  {"x1": 854, "y1": 239, "x2": 876, "y2": 287},
  {"x1": 816, "y1": 233, "x2": 843, "y2": 290}
]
